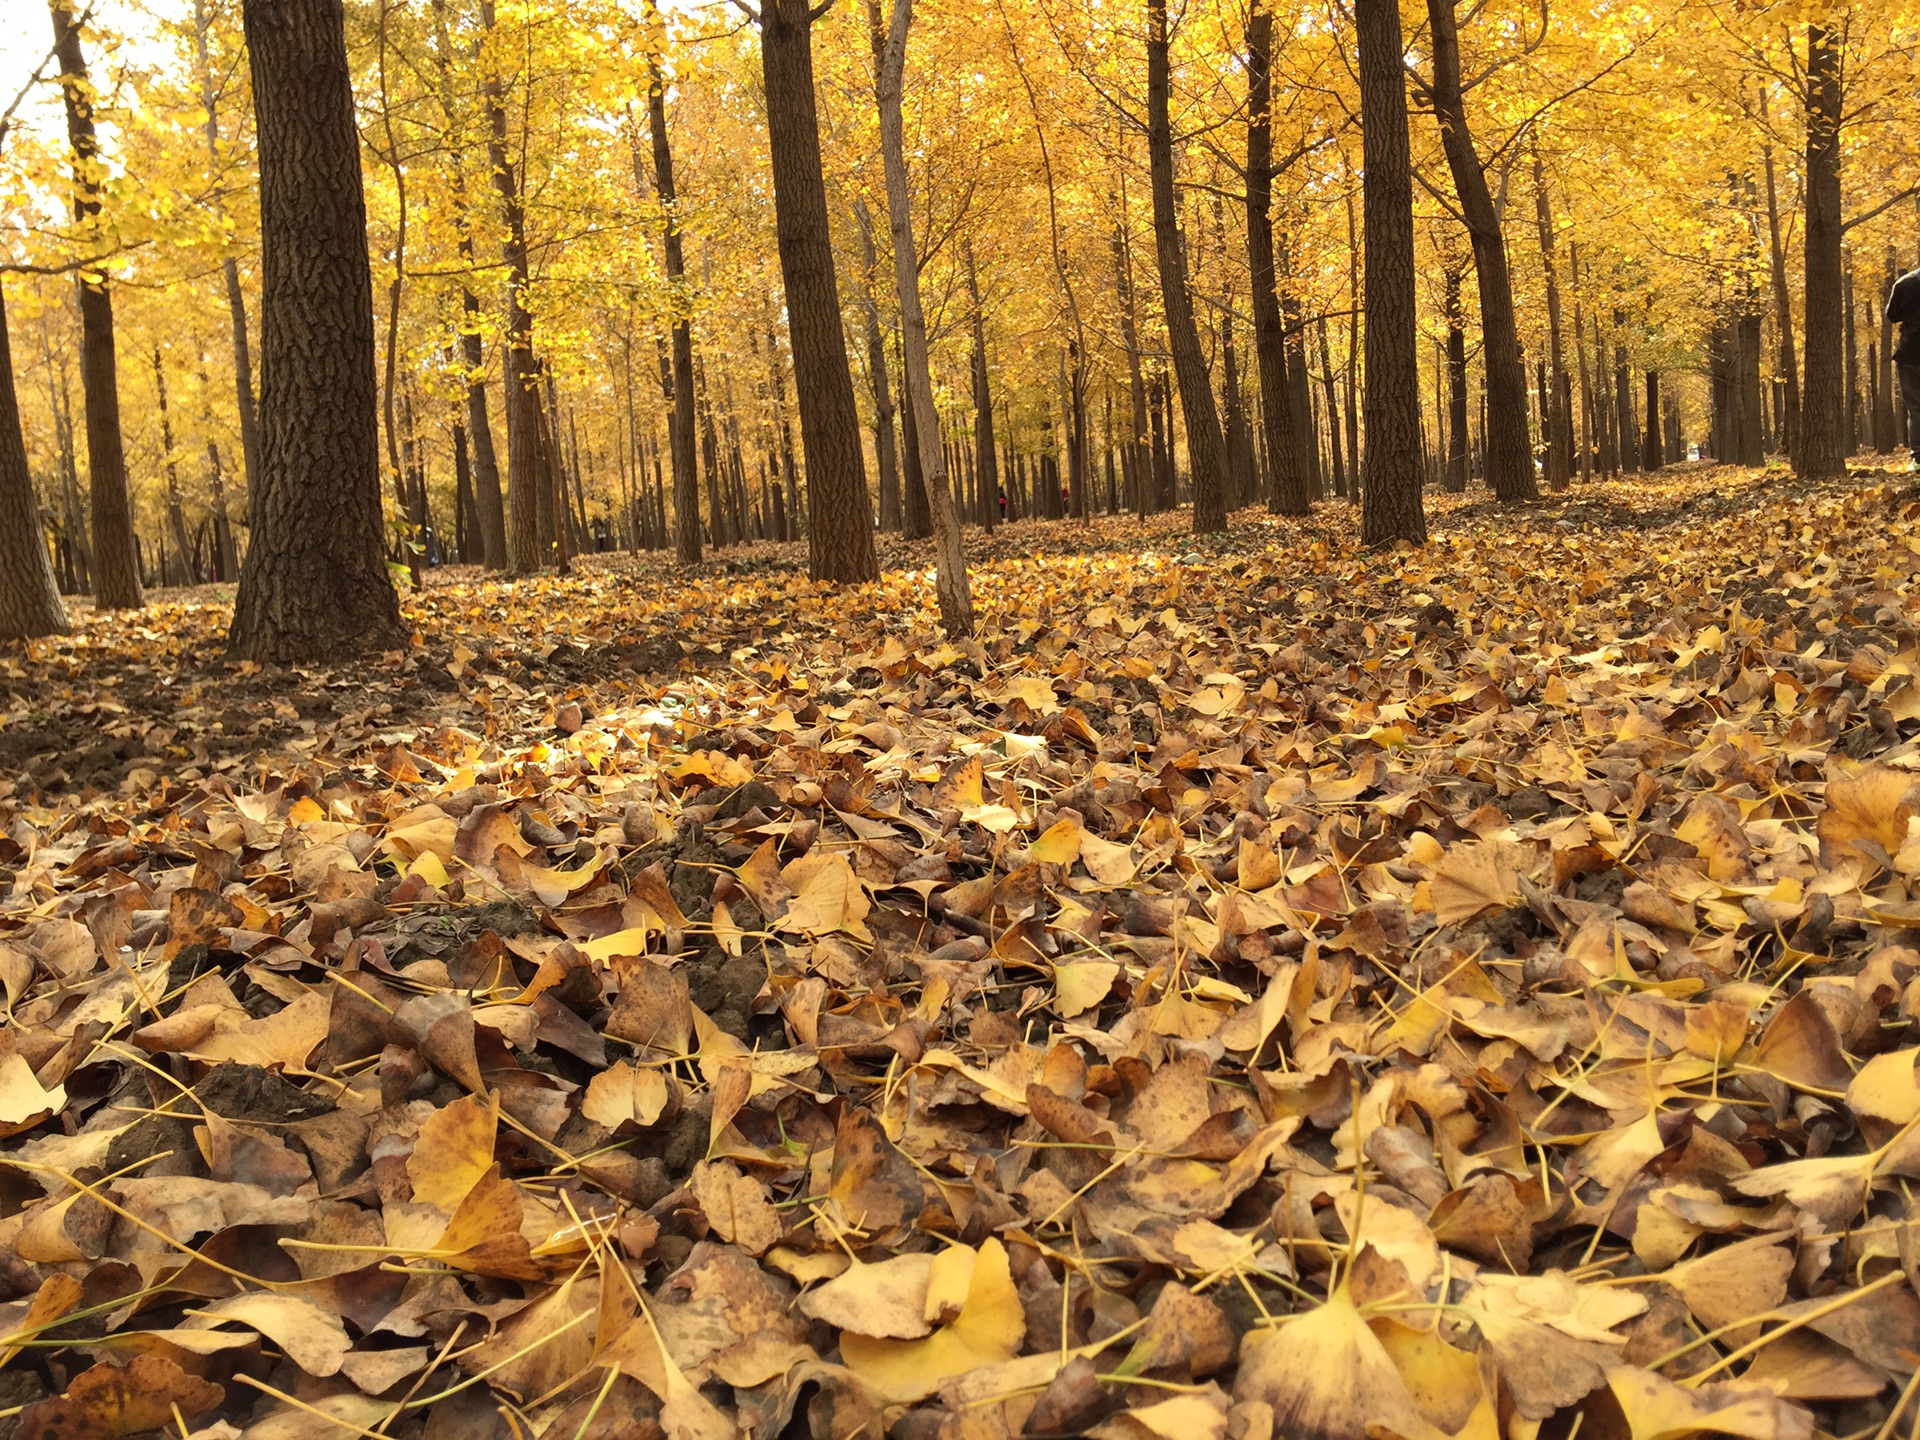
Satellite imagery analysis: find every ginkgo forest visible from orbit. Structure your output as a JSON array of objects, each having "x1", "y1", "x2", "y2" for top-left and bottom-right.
[{"x1": 4, "y1": 0, "x2": 1920, "y2": 1433}]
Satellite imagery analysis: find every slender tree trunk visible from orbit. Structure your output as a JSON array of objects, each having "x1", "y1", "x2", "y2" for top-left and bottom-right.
[
  {"x1": 1570, "y1": 241, "x2": 1596, "y2": 481},
  {"x1": 429, "y1": 0, "x2": 505, "y2": 568},
  {"x1": 1427, "y1": 0, "x2": 1534, "y2": 503},
  {"x1": 480, "y1": 0, "x2": 543, "y2": 573},
  {"x1": 50, "y1": 0, "x2": 142, "y2": 609},
  {"x1": 1613, "y1": 315, "x2": 1638, "y2": 470},
  {"x1": 641, "y1": 29, "x2": 702, "y2": 566},
  {"x1": 1531, "y1": 143, "x2": 1572, "y2": 489},
  {"x1": 0, "y1": 283, "x2": 68, "y2": 638},
  {"x1": 1318, "y1": 319, "x2": 1348, "y2": 495},
  {"x1": 1798, "y1": 21, "x2": 1845, "y2": 480},
  {"x1": 1357, "y1": 0, "x2": 1427, "y2": 544},
  {"x1": 854, "y1": 200, "x2": 903, "y2": 534},
  {"x1": 1247, "y1": 6, "x2": 1308, "y2": 516},
  {"x1": 228, "y1": 0, "x2": 407, "y2": 660},
  {"x1": 1443, "y1": 264, "x2": 1470, "y2": 491},
  {"x1": 1844, "y1": 259, "x2": 1859, "y2": 455},
  {"x1": 374, "y1": 0, "x2": 419, "y2": 587},
  {"x1": 1644, "y1": 369, "x2": 1664, "y2": 468},
  {"x1": 152, "y1": 348, "x2": 196, "y2": 583},
  {"x1": 1112, "y1": 217, "x2": 1152, "y2": 518},
  {"x1": 760, "y1": 0, "x2": 876, "y2": 582},
  {"x1": 965, "y1": 237, "x2": 999, "y2": 532},
  {"x1": 1761, "y1": 87, "x2": 1800, "y2": 464},
  {"x1": 1146, "y1": 0, "x2": 1229, "y2": 532}
]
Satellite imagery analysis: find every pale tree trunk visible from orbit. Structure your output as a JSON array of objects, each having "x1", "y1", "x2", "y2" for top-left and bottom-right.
[
  {"x1": 1797, "y1": 20, "x2": 1845, "y2": 480},
  {"x1": 1247, "y1": 5, "x2": 1308, "y2": 514},
  {"x1": 873, "y1": 0, "x2": 972, "y2": 632},
  {"x1": 50, "y1": 0, "x2": 142, "y2": 609},
  {"x1": 0, "y1": 282, "x2": 68, "y2": 639},
  {"x1": 228, "y1": 0, "x2": 407, "y2": 661},
  {"x1": 761, "y1": 0, "x2": 877, "y2": 583},
  {"x1": 643, "y1": 17, "x2": 701, "y2": 566},
  {"x1": 1357, "y1": 0, "x2": 1427, "y2": 544},
  {"x1": 1427, "y1": 0, "x2": 1534, "y2": 503},
  {"x1": 1147, "y1": 0, "x2": 1229, "y2": 532}
]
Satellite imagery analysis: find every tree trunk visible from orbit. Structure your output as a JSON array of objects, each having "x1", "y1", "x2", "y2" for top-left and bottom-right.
[
  {"x1": 643, "y1": 30, "x2": 702, "y2": 566},
  {"x1": 50, "y1": 0, "x2": 143, "y2": 610},
  {"x1": 153, "y1": 348, "x2": 197, "y2": 584},
  {"x1": 1247, "y1": 9, "x2": 1309, "y2": 517},
  {"x1": 228, "y1": 0, "x2": 407, "y2": 661},
  {"x1": 1761, "y1": 88, "x2": 1800, "y2": 465},
  {"x1": 1531, "y1": 143, "x2": 1572, "y2": 489},
  {"x1": 480, "y1": 0, "x2": 544, "y2": 573},
  {"x1": 1643, "y1": 369, "x2": 1663, "y2": 469},
  {"x1": 1357, "y1": 0, "x2": 1427, "y2": 544},
  {"x1": 0, "y1": 283, "x2": 68, "y2": 639},
  {"x1": 965, "y1": 237, "x2": 998, "y2": 532},
  {"x1": 854, "y1": 200, "x2": 903, "y2": 534},
  {"x1": 1426, "y1": 0, "x2": 1534, "y2": 504},
  {"x1": 429, "y1": 0, "x2": 505, "y2": 569},
  {"x1": 1318, "y1": 319, "x2": 1348, "y2": 496},
  {"x1": 1112, "y1": 218, "x2": 1152, "y2": 517},
  {"x1": 1444, "y1": 264, "x2": 1470, "y2": 491},
  {"x1": 1146, "y1": 0, "x2": 1229, "y2": 533},
  {"x1": 761, "y1": 0, "x2": 876, "y2": 583},
  {"x1": 1613, "y1": 317, "x2": 1638, "y2": 470},
  {"x1": 1797, "y1": 20, "x2": 1845, "y2": 481},
  {"x1": 1570, "y1": 241, "x2": 1596, "y2": 481}
]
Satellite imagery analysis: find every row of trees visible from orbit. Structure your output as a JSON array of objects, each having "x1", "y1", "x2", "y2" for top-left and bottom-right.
[{"x1": 1, "y1": 0, "x2": 1915, "y2": 653}]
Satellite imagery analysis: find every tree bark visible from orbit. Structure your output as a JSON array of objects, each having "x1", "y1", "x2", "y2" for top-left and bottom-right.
[
  {"x1": 1426, "y1": 0, "x2": 1534, "y2": 503},
  {"x1": 50, "y1": 0, "x2": 143, "y2": 610},
  {"x1": 854, "y1": 200, "x2": 903, "y2": 534},
  {"x1": 152, "y1": 348, "x2": 197, "y2": 583},
  {"x1": 0, "y1": 283, "x2": 68, "y2": 639},
  {"x1": 965, "y1": 237, "x2": 999, "y2": 531},
  {"x1": 429, "y1": 0, "x2": 505, "y2": 568},
  {"x1": 1797, "y1": 21, "x2": 1845, "y2": 480},
  {"x1": 1643, "y1": 369, "x2": 1663, "y2": 468},
  {"x1": 1146, "y1": 0, "x2": 1229, "y2": 533},
  {"x1": 1443, "y1": 263, "x2": 1470, "y2": 491},
  {"x1": 1531, "y1": 143, "x2": 1572, "y2": 489},
  {"x1": 1112, "y1": 217, "x2": 1152, "y2": 517},
  {"x1": 479, "y1": 0, "x2": 544, "y2": 573},
  {"x1": 1357, "y1": 0, "x2": 1427, "y2": 544},
  {"x1": 761, "y1": 0, "x2": 876, "y2": 583},
  {"x1": 1247, "y1": 6, "x2": 1308, "y2": 516},
  {"x1": 228, "y1": 0, "x2": 406, "y2": 661},
  {"x1": 644, "y1": 25, "x2": 702, "y2": 566},
  {"x1": 1760, "y1": 87, "x2": 1800, "y2": 464}
]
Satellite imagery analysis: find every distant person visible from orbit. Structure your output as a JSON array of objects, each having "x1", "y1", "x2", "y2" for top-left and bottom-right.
[{"x1": 1890, "y1": 263, "x2": 1920, "y2": 467}]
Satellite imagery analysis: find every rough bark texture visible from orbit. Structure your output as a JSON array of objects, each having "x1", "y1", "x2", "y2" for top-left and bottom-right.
[
  {"x1": 51, "y1": 0, "x2": 142, "y2": 610},
  {"x1": 1356, "y1": 0, "x2": 1427, "y2": 545},
  {"x1": 228, "y1": 0, "x2": 406, "y2": 661},
  {"x1": 479, "y1": 0, "x2": 543, "y2": 573},
  {"x1": 0, "y1": 284, "x2": 69, "y2": 639},
  {"x1": 1247, "y1": 8, "x2": 1308, "y2": 516},
  {"x1": 1426, "y1": 0, "x2": 1534, "y2": 504},
  {"x1": 1147, "y1": 0, "x2": 1229, "y2": 533},
  {"x1": 1797, "y1": 21, "x2": 1845, "y2": 481},
  {"x1": 648, "y1": 41, "x2": 702, "y2": 565},
  {"x1": 761, "y1": 0, "x2": 876, "y2": 583}
]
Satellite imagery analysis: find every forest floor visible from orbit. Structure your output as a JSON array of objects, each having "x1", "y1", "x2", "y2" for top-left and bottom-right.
[{"x1": 5, "y1": 457, "x2": 1920, "y2": 1440}]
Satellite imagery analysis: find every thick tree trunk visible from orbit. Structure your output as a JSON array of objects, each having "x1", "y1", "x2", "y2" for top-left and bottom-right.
[
  {"x1": 761, "y1": 0, "x2": 876, "y2": 583},
  {"x1": 1427, "y1": 0, "x2": 1534, "y2": 504},
  {"x1": 854, "y1": 201, "x2": 903, "y2": 534},
  {"x1": 1356, "y1": 0, "x2": 1427, "y2": 544},
  {"x1": 1247, "y1": 9, "x2": 1309, "y2": 517},
  {"x1": 1797, "y1": 21, "x2": 1845, "y2": 481},
  {"x1": 479, "y1": 0, "x2": 544, "y2": 573},
  {"x1": 51, "y1": 0, "x2": 142, "y2": 610},
  {"x1": 0, "y1": 284, "x2": 68, "y2": 639},
  {"x1": 1146, "y1": 0, "x2": 1229, "y2": 533},
  {"x1": 228, "y1": 0, "x2": 406, "y2": 661}
]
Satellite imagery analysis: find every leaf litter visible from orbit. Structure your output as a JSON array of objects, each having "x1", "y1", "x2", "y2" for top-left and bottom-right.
[{"x1": 6, "y1": 467, "x2": 1920, "y2": 1438}]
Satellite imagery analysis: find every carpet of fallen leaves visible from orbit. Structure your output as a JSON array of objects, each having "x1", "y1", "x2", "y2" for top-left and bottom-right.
[{"x1": 10, "y1": 462, "x2": 1920, "y2": 1440}]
